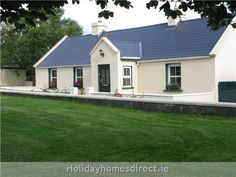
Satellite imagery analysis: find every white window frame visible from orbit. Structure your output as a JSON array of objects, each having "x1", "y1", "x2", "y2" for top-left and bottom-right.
[
  {"x1": 49, "y1": 68, "x2": 57, "y2": 88},
  {"x1": 74, "y1": 67, "x2": 83, "y2": 88},
  {"x1": 123, "y1": 66, "x2": 132, "y2": 88},
  {"x1": 50, "y1": 68, "x2": 57, "y2": 81},
  {"x1": 168, "y1": 64, "x2": 181, "y2": 85}
]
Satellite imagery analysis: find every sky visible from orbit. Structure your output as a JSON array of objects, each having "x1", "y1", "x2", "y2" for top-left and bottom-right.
[{"x1": 63, "y1": 0, "x2": 200, "y2": 34}]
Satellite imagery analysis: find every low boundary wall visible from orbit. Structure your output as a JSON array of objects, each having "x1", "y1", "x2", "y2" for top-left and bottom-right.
[{"x1": 1, "y1": 90, "x2": 236, "y2": 117}]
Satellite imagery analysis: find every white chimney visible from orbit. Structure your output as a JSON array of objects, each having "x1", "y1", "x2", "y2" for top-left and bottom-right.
[
  {"x1": 168, "y1": 15, "x2": 186, "y2": 26},
  {"x1": 180, "y1": 14, "x2": 187, "y2": 21},
  {"x1": 91, "y1": 20, "x2": 108, "y2": 35},
  {"x1": 168, "y1": 16, "x2": 179, "y2": 26}
]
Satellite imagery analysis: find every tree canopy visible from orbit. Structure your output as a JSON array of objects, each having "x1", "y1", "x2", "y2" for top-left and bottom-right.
[
  {"x1": 1, "y1": 9, "x2": 83, "y2": 81},
  {"x1": 1, "y1": 0, "x2": 236, "y2": 30}
]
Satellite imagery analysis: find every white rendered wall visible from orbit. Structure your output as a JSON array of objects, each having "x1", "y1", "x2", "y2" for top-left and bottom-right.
[
  {"x1": 138, "y1": 61, "x2": 165, "y2": 94},
  {"x1": 138, "y1": 58, "x2": 215, "y2": 96},
  {"x1": 35, "y1": 68, "x2": 48, "y2": 89},
  {"x1": 211, "y1": 25, "x2": 236, "y2": 101},
  {"x1": 91, "y1": 39, "x2": 120, "y2": 92},
  {"x1": 57, "y1": 67, "x2": 73, "y2": 91},
  {"x1": 0, "y1": 69, "x2": 26, "y2": 86},
  {"x1": 83, "y1": 66, "x2": 91, "y2": 89},
  {"x1": 36, "y1": 66, "x2": 91, "y2": 91},
  {"x1": 181, "y1": 58, "x2": 215, "y2": 93}
]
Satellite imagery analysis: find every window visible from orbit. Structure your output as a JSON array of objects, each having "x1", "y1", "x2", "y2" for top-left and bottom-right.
[
  {"x1": 166, "y1": 64, "x2": 181, "y2": 91},
  {"x1": 123, "y1": 66, "x2": 132, "y2": 87},
  {"x1": 49, "y1": 68, "x2": 57, "y2": 88},
  {"x1": 74, "y1": 67, "x2": 83, "y2": 88}
]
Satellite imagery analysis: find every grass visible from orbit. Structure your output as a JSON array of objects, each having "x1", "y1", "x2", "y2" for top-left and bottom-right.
[{"x1": 1, "y1": 95, "x2": 236, "y2": 162}]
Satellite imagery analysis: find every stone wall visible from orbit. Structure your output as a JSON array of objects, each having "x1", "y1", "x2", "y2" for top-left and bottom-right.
[{"x1": 1, "y1": 90, "x2": 236, "y2": 117}]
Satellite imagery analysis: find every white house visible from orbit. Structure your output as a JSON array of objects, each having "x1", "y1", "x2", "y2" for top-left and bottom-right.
[{"x1": 34, "y1": 18, "x2": 236, "y2": 102}]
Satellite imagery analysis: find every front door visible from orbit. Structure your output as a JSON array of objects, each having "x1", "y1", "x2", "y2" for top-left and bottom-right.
[{"x1": 98, "y1": 64, "x2": 110, "y2": 92}]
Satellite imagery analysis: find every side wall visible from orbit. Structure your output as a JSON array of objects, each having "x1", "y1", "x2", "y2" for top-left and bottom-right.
[
  {"x1": 211, "y1": 25, "x2": 236, "y2": 101},
  {"x1": 138, "y1": 58, "x2": 215, "y2": 95},
  {"x1": 0, "y1": 69, "x2": 26, "y2": 86}
]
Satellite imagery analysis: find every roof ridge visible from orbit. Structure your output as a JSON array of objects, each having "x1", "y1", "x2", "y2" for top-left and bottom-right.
[
  {"x1": 67, "y1": 34, "x2": 93, "y2": 38},
  {"x1": 104, "y1": 18, "x2": 203, "y2": 34},
  {"x1": 66, "y1": 18, "x2": 204, "y2": 38},
  {"x1": 109, "y1": 39, "x2": 141, "y2": 43}
]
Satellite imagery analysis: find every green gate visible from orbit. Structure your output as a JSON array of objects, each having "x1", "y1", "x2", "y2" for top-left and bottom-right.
[{"x1": 218, "y1": 81, "x2": 236, "y2": 103}]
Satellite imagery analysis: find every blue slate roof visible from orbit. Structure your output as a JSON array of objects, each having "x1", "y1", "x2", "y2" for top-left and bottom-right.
[
  {"x1": 37, "y1": 35, "x2": 97, "y2": 67},
  {"x1": 37, "y1": 18, "x2": 226, "y2": 68},
  {"x1": 109, "y1": 40, "x2": 142, "y2": 58}
]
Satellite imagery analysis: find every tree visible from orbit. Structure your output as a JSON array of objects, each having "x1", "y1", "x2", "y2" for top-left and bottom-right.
[
  {"x1": 1, "y1": 9, "x2": 83, "y2": 81},
  {"x1": 1, "y1": 0, "x2": 236, "y2": 31}
]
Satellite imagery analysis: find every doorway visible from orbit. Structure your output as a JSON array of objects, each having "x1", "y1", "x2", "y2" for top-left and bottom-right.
[{"x1": 98, "y1": 64, "x2": 110, "y2": 92}]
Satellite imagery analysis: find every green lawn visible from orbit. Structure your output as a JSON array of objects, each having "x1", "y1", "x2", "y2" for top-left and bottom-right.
[{"x1": 1, "y1": 95, "x2": 236, "y2": 162}]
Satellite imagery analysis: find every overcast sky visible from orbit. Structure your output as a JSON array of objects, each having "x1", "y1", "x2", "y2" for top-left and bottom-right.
[{"x1": 63, "y1": 0, "x2": 200, "y2": 34}]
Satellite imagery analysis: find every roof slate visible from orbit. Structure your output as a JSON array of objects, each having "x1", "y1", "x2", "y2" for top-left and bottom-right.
[
  {"x1": 37, "y1": 18, "x2": 226, "y2": 68},
  {"x1": 110, "y1": 40, "x2": 142, "y2": 58}
]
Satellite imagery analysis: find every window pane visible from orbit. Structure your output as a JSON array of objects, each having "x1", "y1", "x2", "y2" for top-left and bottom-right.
[
  {"x1": 124, "y1": 68, "x2": 127, "y2": 76},
  {"x1": 124, "y1": 67, "x2": 131, "y2": 76},
  {"x1": 176, "y1": 66, "x2": 181, "y2": 76},
  {"x1": 52, "y1": 70, "x2": 57, "y2": 77},
  {"x1": 127, "y1": 78, "x2": 131, "y2": 86},
  {"x1": 170, "y1": 67, "x2": 175, "y2": 76},
  {"x1": 124, "y1": 78, "x2": 131, "y2": 87},
  {"x1": 170, "y1": 77, "x2": 175, "y2": 84},
  {"x1": 49, "y1": 78, "x2": 57, "y2": 88},
  {"x1": 75, "y1": 78, "x2": 83, "y2": 88},
  {"x1": 123, "y1": 78, "x2": 126, "y2": 86},
  {"x1": 77, "y1": 68, "x2": 82, "y2": 77},
  {"x1": 176, "y1": 77, "x2": 181, "y2": 84},
  {"x1": 127, "y1": 68, "x2": 130, "y2": 76},
  {"x1": 81, "y1": 69, "x2": 83, "y2": 76},
  {"x1": 79, "y1": 78, "x2": 83, "y2": 88}
]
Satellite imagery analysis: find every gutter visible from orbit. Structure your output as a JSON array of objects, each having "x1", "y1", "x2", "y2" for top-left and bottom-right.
[
  {"x1": 121, "y1": 57, "x2": 141, "y2": 60},
  {"x1": 138, "y1": 55, "x2": 214, "y2": 63},
  {"x1": 36, "y1": 64, "x2": 91, "y2": 69}
]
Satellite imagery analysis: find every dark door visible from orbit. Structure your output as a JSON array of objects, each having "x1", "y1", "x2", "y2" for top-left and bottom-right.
[{"x1": 98, "y1": 64, "x2": 110, "y2": 92}]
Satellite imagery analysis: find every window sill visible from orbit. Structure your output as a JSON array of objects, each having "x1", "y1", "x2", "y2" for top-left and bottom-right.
[
  {"x1": 74, "y1": 87, "x2": 83, "y2": 89},
  {"x1": 163, "y1": 89, "x2": 183, "y2": 93},
  {"x1": 122, "y1": 87, "x2": 135, "y2": 90}
]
